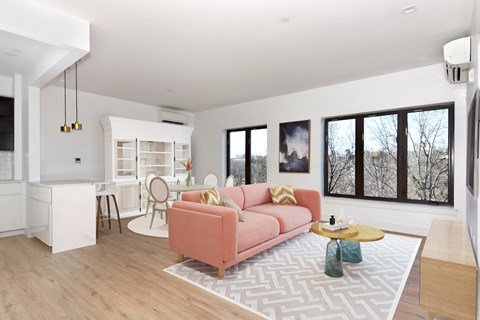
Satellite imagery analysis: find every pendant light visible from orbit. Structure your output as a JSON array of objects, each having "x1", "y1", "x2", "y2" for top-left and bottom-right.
[
  {"x1": 60, "y1": 69, "x2": 71, "y2": 133},
  {"x1": 71, "y1": 61, "x2": 83, "y2": 130}
]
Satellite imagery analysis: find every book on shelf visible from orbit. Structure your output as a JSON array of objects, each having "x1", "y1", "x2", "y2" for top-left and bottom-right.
[{"x1": 322, "y1": 223, "x2": 349, "y2": 231}]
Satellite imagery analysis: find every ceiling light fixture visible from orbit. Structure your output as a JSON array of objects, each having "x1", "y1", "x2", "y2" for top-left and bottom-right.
[
  {"x1": 418, "y1": 55, "x2": 427, "y2": 60},
  {"x1": 60, "y1": 69, "x2": 71, "y2": 133},
  {"x1": 71, "y1": 61, "x2": 83, "y2": 130},
  {"x1": 402, "y1": 4, "x2": 417, "y2": 15},
  {"x1": 280, "y1": 16, "x2": 290, "y2": 23}
]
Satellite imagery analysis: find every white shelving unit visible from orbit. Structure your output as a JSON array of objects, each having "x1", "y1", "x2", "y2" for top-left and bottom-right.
[
  {"x1": 101, "y1": 116, "x2": 194, "y2": 216},
  {"x1": 115, "y1": 139, "x2": 137, "y2": 179},
  {"x1": 175, "y1": 142, "x2": 190, "y2": 177}
]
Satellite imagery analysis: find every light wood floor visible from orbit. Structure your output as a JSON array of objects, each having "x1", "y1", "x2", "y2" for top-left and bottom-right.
[{"x1": 0, "y1": 218, "x2": 451, "y2": 319}]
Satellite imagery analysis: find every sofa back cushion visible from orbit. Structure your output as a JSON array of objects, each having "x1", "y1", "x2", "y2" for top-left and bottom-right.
[
  {"x1": 182, "y1": 186, "x2": 245, "y2": 209},
  {"x1": 240, "y1": 183, "x2": 276, "y2": 209}
]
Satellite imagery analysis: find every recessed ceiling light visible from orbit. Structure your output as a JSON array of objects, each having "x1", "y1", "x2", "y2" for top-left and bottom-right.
[
  {"x1": 418, "y1": 55, "x2": 427, "y2": 60},
  {"x1": 165, "y1": 88, "x2": 172, "y2": 92},
  {"x1": 280, "y1": 16, "x2": 290, "y2": 23},
  {"x1": 402, "y1": 4, "x2": 417, "y2": 15}
]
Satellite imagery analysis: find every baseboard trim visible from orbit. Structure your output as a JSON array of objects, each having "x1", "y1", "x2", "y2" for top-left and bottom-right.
[{"x1": 0, "y1": 229, "x2": 24, "y2": 238}]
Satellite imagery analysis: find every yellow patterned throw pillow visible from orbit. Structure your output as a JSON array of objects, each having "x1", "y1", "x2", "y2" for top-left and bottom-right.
[
  {"x1": 268, "y1": 185, "x2": 297, "y2": 205},
  {"x1": 200, "y1": 188, "x2": 221, "y2": 206}
]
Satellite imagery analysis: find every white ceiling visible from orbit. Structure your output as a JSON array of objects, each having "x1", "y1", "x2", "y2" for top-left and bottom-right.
[
  {"x1": 32, "y1": 0, "x2": 473, "y2": 112},
  {"x1": 0, "y1": 30, "x2": 68, "y2": 82}
]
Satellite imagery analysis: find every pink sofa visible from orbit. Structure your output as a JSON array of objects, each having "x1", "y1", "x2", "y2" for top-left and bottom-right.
[{"x1": 168, "y1": 183, "x2": 321, "y2": 278}]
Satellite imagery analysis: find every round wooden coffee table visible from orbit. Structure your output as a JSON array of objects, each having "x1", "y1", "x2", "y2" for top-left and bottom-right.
[{"x1": 310, "y1": 222, "x2": 384, "y2": 277}]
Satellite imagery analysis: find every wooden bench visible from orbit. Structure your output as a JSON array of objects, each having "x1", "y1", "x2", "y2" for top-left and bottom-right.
[{"x1": 420, "y1": 219, "x2": 477, "y2": 320}]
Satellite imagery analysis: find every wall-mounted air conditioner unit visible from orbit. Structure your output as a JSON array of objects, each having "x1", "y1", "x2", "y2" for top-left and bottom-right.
[
  {"x1": 444, "y1": 36, "x2": 470, "y2": 84},
  {"x1": 158, "y1": 110, "x2": 190, "y2": 126}
]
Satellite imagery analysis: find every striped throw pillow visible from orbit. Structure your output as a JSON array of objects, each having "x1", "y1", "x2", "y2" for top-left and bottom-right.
[
  {"x1": 200, "y1": 188, "x2": 221, "y2": 206},
  {"x1": 268, "y1": 185, "x2": 297, "y2": 205}
]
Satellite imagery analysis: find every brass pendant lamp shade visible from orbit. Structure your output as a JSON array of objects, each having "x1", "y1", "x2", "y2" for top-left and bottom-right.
[
  {"x1": 60, "y1": 69, "x2": 71, "y2": 133},
  {"x1": 71, "y1": 61, "x2": 82, "y2": 130}
]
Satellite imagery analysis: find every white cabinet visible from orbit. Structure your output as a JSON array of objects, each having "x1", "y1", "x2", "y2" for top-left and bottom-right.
[
  {"x1": 115, "y1": 139, "x2": 137, "y2": 179},
  {"x1": 101, "y1": 117, "x2": 194, "y2": 216},
  {"x1": 101, "y1": 116, "x2": 194, "y2": 182},
  {"x1": 26, "y1": 181, "x2": 96, "y2": 254},
  {"x1": 119, "y1": 182, "x2": 140, "y2": 212},
  {"x1": 0, "y1": 181, "x2": 24, "y2": 235},
  {"x1": 175, "y1": 142, "x2": 190, "y2": 176}
]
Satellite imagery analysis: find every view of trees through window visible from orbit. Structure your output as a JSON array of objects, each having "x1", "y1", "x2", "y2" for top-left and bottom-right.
[
  {"x1": 325, "y1": 104, "x2": 453, "y2": 205},
  {"x1": 227, "y1": 126, "x2": 267, "y2": 185}
]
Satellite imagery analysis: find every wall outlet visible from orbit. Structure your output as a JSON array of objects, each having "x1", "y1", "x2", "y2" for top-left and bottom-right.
[{"x1": 75, "y1": 157, "x2": 81, "y2": 164}]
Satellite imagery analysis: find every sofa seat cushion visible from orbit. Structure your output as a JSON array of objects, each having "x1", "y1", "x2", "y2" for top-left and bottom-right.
[
  {"x1": 246, "y1": 203, "x2": 312, "y2": 233},
  {"x1": 238, "y1": 211, "x2": 279, "y2": 253}
]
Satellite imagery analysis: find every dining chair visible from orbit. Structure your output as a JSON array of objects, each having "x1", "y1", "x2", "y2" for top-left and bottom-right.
[
  {"x1": 149, "y1": 177, "x2": 171, "y2": 229},
  {"x1": 224, "y1": 175, "x2": 235, "y2": 187},
  {"x1": 95, "y1": 182, "x2": 122, "y2": 238},
  {"x1": 203, "y1": 172, "x2": 219, "y2": 187},
  {"x1": 144, "y1": 172, "x2": 156, "y2": 217}
]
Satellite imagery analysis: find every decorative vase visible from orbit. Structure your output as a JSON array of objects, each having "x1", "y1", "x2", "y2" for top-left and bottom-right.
[{"x1": 185, "y1": 171, "x2": 192, "y2": 187}]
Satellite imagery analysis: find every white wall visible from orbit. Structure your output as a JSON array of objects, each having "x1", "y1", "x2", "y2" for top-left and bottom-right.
[
  {"x1": 40, "y1": 85, "x2": 192, "y2": 181},
  {"x1": 193, "y1": 63, "x2": 466, "y2": 235}
]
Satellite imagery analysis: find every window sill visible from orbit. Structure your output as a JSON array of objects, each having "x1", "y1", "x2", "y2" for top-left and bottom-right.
[{"x1": 322, "y1": 196, "x2": 458, "y2": 216}]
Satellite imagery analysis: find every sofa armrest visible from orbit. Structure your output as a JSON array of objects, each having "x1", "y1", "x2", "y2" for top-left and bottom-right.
[
  {"x1": 294, "y1": 189, "x2": 321, "y2": 222},
  {"x1": 168, "y1": 201, "x2": 238, "y2": 268}
]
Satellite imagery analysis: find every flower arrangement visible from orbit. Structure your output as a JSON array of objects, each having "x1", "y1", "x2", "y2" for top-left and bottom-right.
[
  {"x1": 181, "y1": 158, "x2": 192, "y2": 187},
  {"x1": 184, "y1": 158, "x2": 192, "y2": 172}
]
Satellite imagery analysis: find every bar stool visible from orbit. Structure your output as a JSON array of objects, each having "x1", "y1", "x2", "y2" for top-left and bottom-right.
[{"x1": 96, "y1": 183, "x2": 122, "y2": 238}]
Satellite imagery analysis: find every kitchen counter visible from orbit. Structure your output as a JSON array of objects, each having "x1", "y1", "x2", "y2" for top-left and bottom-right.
[
  {"x1": 26, "y1": 181, "x2": 96, "y2": 254},
  {"x1": 0, "y1": 180, "x2": 23, "y2": 184},
  {"x1": 30, "y1": 180, "x2": 95, "y2": 187}
]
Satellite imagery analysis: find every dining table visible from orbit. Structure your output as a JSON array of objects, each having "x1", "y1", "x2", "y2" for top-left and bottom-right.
[{"x1": 168, "y1": 183, "x2": 214, "y2": 200}]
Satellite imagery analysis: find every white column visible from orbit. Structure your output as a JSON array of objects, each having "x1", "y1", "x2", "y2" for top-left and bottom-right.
[{"x1": 14, "y1": 74, "x2": 22, "y2": 180}]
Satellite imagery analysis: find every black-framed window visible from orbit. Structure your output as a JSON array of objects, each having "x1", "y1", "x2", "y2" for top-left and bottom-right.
[
  {"x1": 227, "y1": 125, "x2": 267, "y2": 185},
  {"x1": 324, "y1": 102, "x2": 454, "y2": 206}
]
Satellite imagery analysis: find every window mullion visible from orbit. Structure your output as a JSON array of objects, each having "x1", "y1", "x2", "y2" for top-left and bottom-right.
[
  {"x1": 245, "y1": 130, "x2": 252, "y2": 185},
  {"x1": 397, "y1": 112, "x2": 407, "y2": 201},
  {"x1": 356, "y1": 116, "x2": 364, "y2": 198}
]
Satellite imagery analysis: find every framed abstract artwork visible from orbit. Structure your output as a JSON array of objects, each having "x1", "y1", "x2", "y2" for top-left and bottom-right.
[{"x1": 279, "y1": 120, "x2": 310, "y2": 173}]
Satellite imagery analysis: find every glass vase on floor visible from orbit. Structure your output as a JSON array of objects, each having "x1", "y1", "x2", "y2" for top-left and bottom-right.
[{"x1": 185, "y1": 171, "x2": 192, "y2": 187}]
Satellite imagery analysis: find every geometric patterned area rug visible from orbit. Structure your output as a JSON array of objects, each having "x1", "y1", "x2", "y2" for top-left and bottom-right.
[{"x1": 164, "y1": 232, "x2": 421, "y2": 320}]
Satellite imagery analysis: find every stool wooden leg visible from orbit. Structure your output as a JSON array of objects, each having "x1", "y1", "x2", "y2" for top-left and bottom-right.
[
  {"x1": 96, "y1": 196, "x2": 100, "y2": 238},
  {"x1": 97, "y1": 196, "x2": 104, "y2": 227},
  {"x1": 177, "y1": 254, "x2": 184, "y2": 262},
  {"x1": 218, "y1": 268, "x2": 225, "y2": 279},
  {"x1": 106, "y1": 195, "x2": 112, "y2": 230},
  {"x1": 112, "y1": 195, "x2": 122, "y2": 234}
]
